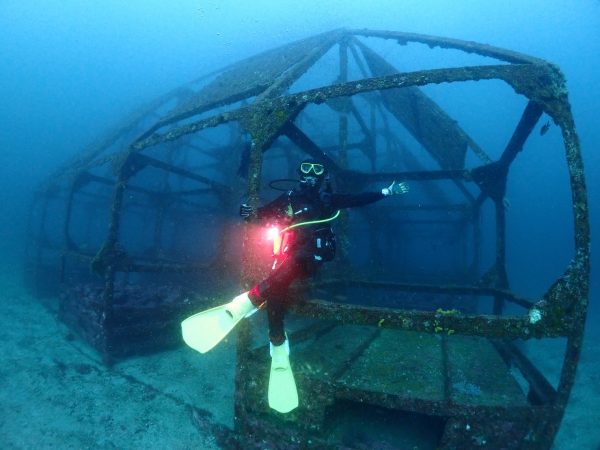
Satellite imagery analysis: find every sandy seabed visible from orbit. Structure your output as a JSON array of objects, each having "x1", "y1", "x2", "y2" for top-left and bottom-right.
[{"x1": 0, "y1": 269, "x2": 598, "y2": 450}]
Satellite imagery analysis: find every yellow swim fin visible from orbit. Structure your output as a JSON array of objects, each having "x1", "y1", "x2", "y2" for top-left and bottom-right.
[
  {"x1": 268, "y1": 339, "x2": 299, "y2": 413},
  {"x1": 181, "y1": 292, "x2": 256, "y2": 354}
]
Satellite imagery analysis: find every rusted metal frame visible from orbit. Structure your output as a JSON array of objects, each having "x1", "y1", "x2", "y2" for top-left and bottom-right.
[
  {"x1": 492, "y1": 202, "x2": 508, "y2": 315},
  {"x1": 348, "y1": 36, "x2": 389, "y2": 172},
  {"x1": 376, "y1": 96, "x2": 475, "y2": 203},
  {"x1": 292, "y1": 299, "x2": 564, "y2": 340},
  {"x1": 347, "y1": 36, "x2": 371, "y2": 79},
  {"x1": 60, "y1": 172, "x2": 105, "y2": 279},
  {"x1": 500, "y1": 101, "x2": 545, "y2": 167},
  {"x1": 537, "y1": 117, "x2": 590, "y2": 448},
  {"x1": 133, "y1": 84, "x2": 267, "y2": 145},
  {"x1": 313, "y1": 279, "x2": 533, "y2": 309},
  {"x1": 43, "y1": 84, "x2": 204, "y2": 194},
  {"x1": 336, "y1": 39, "x2": 352, "y2": 263},
  {"x1": 131, "y1": 112, "x2": 238, "y2": 153},
  {"x1": 94, "y1": 174, "x2": 127, "y2": 364},
  {"x1": 348, "y1": 38, "x2": 384, "y2": 170},
  {"x1": 62, "y1": 180, "x2": 78, "y2": 255},
  {"x1": 336, "y1": 38, "x2": 376, "y2": 167},
  {"x1": 256, "y1": 31, "x2": 342, "y2": 101},
  {"x1": 351, "y1": 37, "x2": 481, "y2": 202},
  {"x1": 130, "y1": 153, "x2": 230, "y2": 194},
  {"x1": 78, "y1": 171, "x2": 164, "y2": 199},
  {"x1": 349, "y1": 104, "x2": 377, "y2": 164},
  {"x1": 131, "y1": 64, "x2": 539, "y2": 159},
  {"x1": 350, "y1": 29, "x2": 544, "y2": 65},
  {"x1": 46, "y1": 152, "x2": 124, "y2": 191},
  {"x1": 160, "y1": 39, "x2": 324, "y2": 132},
  {"x1": 234, "y1": 86, "x2": 315, "y2": 433},
  {"x1": 214, "y1": 124, "x2": 245, "y2": 272},
  {"x1": 476, "y1": 101, "x2": 542, "y2": 313},
  {"x1": 492, "y1": 340, "x2": 557, "y2": 405},
  {"x1": 356, "y1": 38, "x2": 470, "y2": 171},
  {"x1": 235, "y1": 132, "x2": 268, "y2": 436},
  {"x1": 466, "y1": 136, "x2": 493, "y2": 164},
  {"x1": 338, "y1": 38, "x2": 349, "y2": 166},
  {"x1": 152, "y1": 148, "x2": 176, "y2": 261}
]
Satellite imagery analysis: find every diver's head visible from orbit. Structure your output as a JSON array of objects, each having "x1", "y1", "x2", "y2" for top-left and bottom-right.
[{"x1": 298, "y1": 159, "x2": 326, "y2": 190}]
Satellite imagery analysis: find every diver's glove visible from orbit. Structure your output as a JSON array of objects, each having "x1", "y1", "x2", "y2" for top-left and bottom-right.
[
  {"x1": 240, "y1": 203, "x2": 255, "y2": 220},
  {"x1": 382, "y1": 181, "x2": 409, "y2": 196}
]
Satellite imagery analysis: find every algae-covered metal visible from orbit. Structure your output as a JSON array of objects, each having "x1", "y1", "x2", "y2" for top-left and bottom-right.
[{"x1": 25, "y1": 29, "x2": 589, "y2": 449}]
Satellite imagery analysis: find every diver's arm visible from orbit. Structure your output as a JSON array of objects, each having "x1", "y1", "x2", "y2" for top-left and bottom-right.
[
  {"x1": 330, "y1": 192, "x2": 385, "y2": 209},
  {"x1": 331, "y1": 181, "x2": 409, "y2": 209}
]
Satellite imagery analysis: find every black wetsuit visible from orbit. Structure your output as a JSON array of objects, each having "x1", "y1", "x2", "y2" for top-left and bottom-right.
[{"x1": 247, "y1": 184, "x2": 385, "y2": 344}]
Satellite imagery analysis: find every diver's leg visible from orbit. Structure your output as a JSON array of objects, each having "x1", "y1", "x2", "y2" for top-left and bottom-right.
[
  {"x1": 248, "y1": 254, "x2": 308, "y2": 344},
  {"x1": 251, "y1": 255, "x2": 314, "y2": 413}
]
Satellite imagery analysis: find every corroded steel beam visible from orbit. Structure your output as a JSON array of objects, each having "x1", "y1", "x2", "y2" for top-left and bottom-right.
[
  {"x1": 130, "y1": 153, "x2": 231, "y2": 193},
  {"x1": 350, "y1": 29, "x2": 544, "y2": 65},
  {"x1": 131, "y1": 63, "x2": 561, "y2": 158},
  {"x1": 356, "y1": 39, "x2": 469, "y2": 170},
  {"x1": 27, "y1": 28, "x2": 589, "y2": 449},
  {"x1": 138, "y1": 31, "x2": 341, "y2": 144},
  {"x1": 291, "y1": 299, "x2": 565, "y2": 340}
]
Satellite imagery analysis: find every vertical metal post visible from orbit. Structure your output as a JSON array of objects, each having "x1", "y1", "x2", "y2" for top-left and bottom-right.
[
  {"x1": 99, "y1": 162, "x2": 127, "y2": 365},
  {"x1": 493, "y1": 200, "x2": 508, "y2": 314},
  {"x1": 235, "y1": 137, "x2": 264, "y2": 434},
  {"x1": 337, "y1": 39, "x2": 350, "y2": 263}
]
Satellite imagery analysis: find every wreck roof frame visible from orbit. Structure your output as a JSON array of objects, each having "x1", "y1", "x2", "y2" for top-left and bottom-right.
[{"x1": 31, "y1": 28, "x2": 589, "y2": 449}]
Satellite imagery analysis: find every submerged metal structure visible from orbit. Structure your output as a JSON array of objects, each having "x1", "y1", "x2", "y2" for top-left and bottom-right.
[{"x1": 26, "y1": 29, "x2": 589, "y2": 449}]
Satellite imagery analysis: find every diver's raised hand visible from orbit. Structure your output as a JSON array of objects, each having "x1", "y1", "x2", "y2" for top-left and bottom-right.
[
  {"x1": 382, "y1": 181, "x2": 409, "y2": 196},
  {"x1": 240, "y1": 203, "x2": 255, "y2": 220}
]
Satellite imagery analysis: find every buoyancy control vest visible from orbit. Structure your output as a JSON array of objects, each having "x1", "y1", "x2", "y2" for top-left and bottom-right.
[{"x1": 276, "y1": 189, "x2": 338, "y2": 261}]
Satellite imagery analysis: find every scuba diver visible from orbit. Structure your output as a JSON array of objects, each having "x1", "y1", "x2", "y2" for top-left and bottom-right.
[{"x1": 181, "y1": 159, "x2": 409, "y2": 413}]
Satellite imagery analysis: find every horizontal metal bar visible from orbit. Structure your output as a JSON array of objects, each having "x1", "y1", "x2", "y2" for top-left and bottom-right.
[{"x1": 291, "y1": 299, "x2": 560, "y2": 339}]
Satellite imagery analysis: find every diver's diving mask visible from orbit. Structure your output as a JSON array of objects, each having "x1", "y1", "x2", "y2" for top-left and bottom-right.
[{"x1": 300, "y1": 162, "x2": 325, "y2": 176}]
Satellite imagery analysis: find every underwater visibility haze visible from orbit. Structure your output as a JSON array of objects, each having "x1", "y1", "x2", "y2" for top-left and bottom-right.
[{"x1": 1, "y1": 1, "x2": 599, "y2": 449}]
